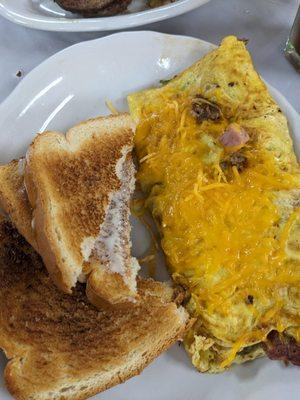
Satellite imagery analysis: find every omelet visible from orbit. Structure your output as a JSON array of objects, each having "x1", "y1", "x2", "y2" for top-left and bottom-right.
[{"x1": 128, "y1": 36, "x2": 300, "y2": 372}]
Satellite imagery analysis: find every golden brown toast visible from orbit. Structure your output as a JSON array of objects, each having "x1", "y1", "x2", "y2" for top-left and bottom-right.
[
  {"x1": 0, "y1": 159, "x2": 37, "y2": 250},
  {"x1": 0, "y1": 217, "x2": 190, "y2": 400},
  {"x1": 0, "y1": 159, "x2": 139, "y2": 308},
  {"x1": 0, "y1": 114, "x2": 142, "y2": 306}
]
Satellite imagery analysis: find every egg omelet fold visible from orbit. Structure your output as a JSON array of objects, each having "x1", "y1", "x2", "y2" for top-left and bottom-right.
[{"x1": 128, "y1": 36, "x2": 300, "y2": 372}]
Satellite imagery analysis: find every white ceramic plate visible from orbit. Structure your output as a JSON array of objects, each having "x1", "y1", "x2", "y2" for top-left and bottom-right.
[
  {"x1": 0, "y1": 31, "x2": 299, "y2": 400},
  {"x1": 0, "y1": 0, "x2": 210, "y2": 32}
]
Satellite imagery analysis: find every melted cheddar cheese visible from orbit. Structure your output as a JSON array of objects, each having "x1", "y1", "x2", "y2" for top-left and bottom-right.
[{"x1": 129, "y1": 36, "x2": 300, "y2": 372}]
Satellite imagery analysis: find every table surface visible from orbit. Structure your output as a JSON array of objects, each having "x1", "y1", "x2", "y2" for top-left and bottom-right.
[{"x1": 0, "y1": 0, "x2": 299, "y2": 112}]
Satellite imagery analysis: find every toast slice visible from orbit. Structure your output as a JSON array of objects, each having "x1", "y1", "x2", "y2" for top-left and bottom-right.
[
  {"x1": 0, "y1": 217, "x2": 190, "y2": 400},
  {"x1": 21, "y1": 113, "x2": 140, "y2": 305},
  {"x1": 0, "y1": 159, "x2": 37, "y2": 250}
]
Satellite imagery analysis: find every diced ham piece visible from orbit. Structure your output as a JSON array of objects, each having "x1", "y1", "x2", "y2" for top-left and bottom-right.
[{"x1": 219, "y1": 123, "x2": 249, "y2": 148}]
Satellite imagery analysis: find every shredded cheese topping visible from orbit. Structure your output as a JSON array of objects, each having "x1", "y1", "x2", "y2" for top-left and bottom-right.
[
  {"x1": 134, "y1": 91, "x2": 300, "y2": 368},
  {"x1": 105, "y1": 100, "x2": 119, "y2": 115}
]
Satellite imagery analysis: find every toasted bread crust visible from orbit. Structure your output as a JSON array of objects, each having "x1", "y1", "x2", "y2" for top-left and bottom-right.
[
  {"x1": 0, "y1": 115, "x2": 141, "y2": 305},
  {"x1": 0, "y1": 217, "x2": 190, "y2": 400},
  {"x1": 0, "y1": 160, "x2": 37, "y2": 250},
  {"x1": 24, "y1": 114, "x2": 138, "y2": 301},
  {"x1": 0, "y1": 159, "x2": 70, "y2": 292}
]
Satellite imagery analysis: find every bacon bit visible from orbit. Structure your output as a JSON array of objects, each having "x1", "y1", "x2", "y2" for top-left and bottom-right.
[
  {"x1": 219, "y1": 123, "x2": 250, "y2": 149},
  {"x1": 220, "y1": 152, "x2": 248, "y2": 172},
  {"x1": 191, "y1": 95, "x2": 221, "y2": 123},
  {"x1": 263, "y1": 331, "x2": 300, "y2": 366}
]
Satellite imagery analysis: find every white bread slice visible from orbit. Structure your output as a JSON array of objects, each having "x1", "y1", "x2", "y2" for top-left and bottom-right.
[
  {"x1": 0, "y1": 158, "x2": 74, "y2": 295},
  {"x1": 0, "y1": 114, "x2": 140, "y2": 306},
  {"x1": 0, "y1": 217, "x2": 190, "y2": 400},
  {"x1": 23, "y1": 114, "x2": 140, "y2": 305}
]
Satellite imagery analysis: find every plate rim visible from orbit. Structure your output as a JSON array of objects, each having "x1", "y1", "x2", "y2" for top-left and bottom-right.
[
  {"x1": 0, "y1": 31, "x2": 298, "y2": 122},
  {"x1": 0, "y1": 31, "x2": 215, "y2": 114},
  {"x1": 0, "y1": 0, "x2": 210, "y2": 32}
]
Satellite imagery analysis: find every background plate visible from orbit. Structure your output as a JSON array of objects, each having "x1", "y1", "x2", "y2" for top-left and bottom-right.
[
  {"x1": 0, "y1": 0, "x2": 210, "y2": 32},
  {"x1": 0, "y1": 31, "x2": 299, "y2": 400}
]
